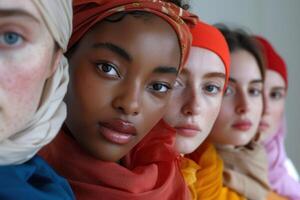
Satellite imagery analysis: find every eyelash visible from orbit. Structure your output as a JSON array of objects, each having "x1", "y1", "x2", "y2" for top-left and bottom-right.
[
  {"x1": 95, "y1": 62, "x2": 121, "y2": 78},
  {"x1": 270, "y1": 91, "x2": 284, "y2": 100},
  {"x1": 148, "y1": 82, "x2": 172, "y2": 94},
  {"x1": 249, "y1": 88, "x2": 262, "y2": 97},
  {"x1": 203, "y1": 83, "x2": 221, "y2": 95},
  {"x1": 0, "y1": 31, "x2": 24, "y2": 48}
]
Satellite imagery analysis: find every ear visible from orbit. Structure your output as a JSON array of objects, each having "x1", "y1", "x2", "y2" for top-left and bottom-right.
[{"x1": 47, "y1": 48, "x2": 63, "y2": 78}]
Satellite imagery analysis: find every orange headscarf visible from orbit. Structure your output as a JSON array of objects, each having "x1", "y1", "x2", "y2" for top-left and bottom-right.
[
  {"x1": 178, "y1": 20, "x2": 244, "y2": 200},
  {"x1": 69, "y1": 0, "x2": 198, "y2": 71},
  {"x1": 190, "y1": 20, "x2": 230, "y2": 83}
]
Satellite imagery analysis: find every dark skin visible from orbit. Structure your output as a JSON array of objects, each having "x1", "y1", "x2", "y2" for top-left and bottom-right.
[{"x1": 65, "y1": 14, "x2": 181, "y2": 162}]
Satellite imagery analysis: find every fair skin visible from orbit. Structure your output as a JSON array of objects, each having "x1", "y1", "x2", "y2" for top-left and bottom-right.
[
  {"x1": 209, "y1": 49, "x2": 263, "y2": 147},
  {"x1": 164, "y1": 47, "x2": 226, "y2": 154},
  {"x1": 0, "y1": 0, "x2": 62, "y2": 141},
  {"x1": 259, "y1": 70, "x2": 286, "y2": 141}
]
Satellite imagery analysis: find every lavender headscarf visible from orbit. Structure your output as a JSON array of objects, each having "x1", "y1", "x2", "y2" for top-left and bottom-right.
[{"x1": 263, "y1": 116, "x2": 300, "y2": 199}]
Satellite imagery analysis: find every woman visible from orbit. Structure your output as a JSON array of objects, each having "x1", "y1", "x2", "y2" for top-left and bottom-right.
[
  {"x1": 0, "y1": 0, "x2": 74, "y2": 199},
  {"x1": 256, "y1": 36, "x2": 300, "y2": 200},
  {"x1": 208, "y1": 26, "x2": 286, "y2": 200},
  {"x1": 40, "y1": 0, "x2": 197, "y2": 199},
  {"x1": 163, "y1": 20, "x2": 245, "y2": 199}
]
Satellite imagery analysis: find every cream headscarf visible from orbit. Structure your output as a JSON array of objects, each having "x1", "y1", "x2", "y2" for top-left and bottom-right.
[{"x1": 0, "y1": 0, "x2": 73, "y2": 165}]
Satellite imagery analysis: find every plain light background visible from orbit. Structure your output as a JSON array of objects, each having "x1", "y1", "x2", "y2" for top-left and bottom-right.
[{"x1": 190, "y1": 0, "x2": 300, "y2": 169}]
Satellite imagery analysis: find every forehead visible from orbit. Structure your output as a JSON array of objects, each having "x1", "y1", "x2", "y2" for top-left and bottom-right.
[
  {"x1": 0, "y1": 0, "x2": 41, "y2": 21},
  {"x1": 265, "y1": 70, "x2": 285, "y2": 88},
  {"x1": 77, "y1": 14, "x2": 181, "y2": 68},
  {"x1": 230, "y1": 49, "x2": 262, "y2": 83},
  {"x1": 184, "y1": 47, "x2": 225, "y2": 76}
]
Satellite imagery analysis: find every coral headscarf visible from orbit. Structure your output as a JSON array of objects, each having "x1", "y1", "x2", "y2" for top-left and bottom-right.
[
  {"x1": 255, "y1": 36, "x2": 300, "y2": 200},
  {"x1": 0, "y1": 0, "x2": 72, "y2": 165},
  {"x1": 69, "y1": 0, "x2": 198, "y2": 71},
  {"x1": 42, "y1": 121, "x2": 191, "y2": 200}
]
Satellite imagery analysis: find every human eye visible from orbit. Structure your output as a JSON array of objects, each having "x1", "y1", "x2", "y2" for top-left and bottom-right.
[
  {"x1": 203, "y1": 83, "x2": 222, "y2": 96},
  {"x1": 96, "y1": 62, "x2": 120, "y2": 78},
  {"x1": 249, "y1": 87, "x2": 262, "y2": 97},
  {"x1": 148, "y1": 82, "x2": 172, "y2": 94},
  {"x1": 224, "y1": 85, "x2": 235, "y2": 97},
  {"x1": 0, "y1": 32, "x2": 24, "y2": 48},
  {"x1": 173, "y1": 78, "x2": 184, "y2": 88},
  {"x1": 270, "y1": 90, "x2": 284, "y2": 100}
]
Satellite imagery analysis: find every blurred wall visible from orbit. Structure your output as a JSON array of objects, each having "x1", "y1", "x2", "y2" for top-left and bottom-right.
[{"x1": 190, "y1": 0, "x2": 300, "y2": 169}]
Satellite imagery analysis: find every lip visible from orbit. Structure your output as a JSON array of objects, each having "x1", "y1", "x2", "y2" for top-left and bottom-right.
[
  {"x1": 175, "y1": 124, "x2": 201, "y2": 137},
  {"x1": 232, "y1": 120, "x2": 253, "y2": 131},
  {"x1": 98, "y1": 119, "x2": 137, "y2": 145},
  {"x1": 259, "y1": 121, "x2": 270, "y2": 131}
]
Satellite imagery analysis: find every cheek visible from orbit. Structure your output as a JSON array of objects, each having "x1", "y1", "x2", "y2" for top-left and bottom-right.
[{"x1": 163, "y1": 92, "x2": 183, "y2": 126}]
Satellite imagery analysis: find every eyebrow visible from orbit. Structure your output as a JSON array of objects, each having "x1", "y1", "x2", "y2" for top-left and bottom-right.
[
  {"x1": 228, "y1": 78, "x2": 263, "y2": 84},
  {"x1": 92, "y1": 42, "x2": 132, "y2": 62},
  {"x1": 153, "y1": 66, "x2": 178, "y2": 75},
  {"x1": 203, "y1": 72, "x2": 226, "y2": 79},
  {"x1": 0, "y1": 9, "x2": 40, "y2": 23},
  {"x1": 272, "y1": 86, "x2": 286, "y2": 90}
]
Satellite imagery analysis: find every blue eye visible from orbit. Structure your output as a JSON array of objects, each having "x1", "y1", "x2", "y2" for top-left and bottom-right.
[
  {"x1": 1, "y1": 32, "x2": 23, "y2": 46},
  {"x1": 270, "y1": 91, "x2": 284, "y2": 100},
  {"x1": 149, "y1": 82, "x2": 171, "y2": 93},
  {"x1": 96, "y1": 63, "x2": 120, "y2": 77},
  {"x1": 204, "y1": 84, "x2": 221, "y2": 95}
]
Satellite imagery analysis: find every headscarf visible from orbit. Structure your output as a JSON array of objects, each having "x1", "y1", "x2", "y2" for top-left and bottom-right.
[
  {"x1": 190, "y1": 20, "x2": 230, "y2": 84},
  {"x1": 41, "y1": 120, "x2": 191, "y2": 200},
  {"x1": 0, "y1": 0, "x2": 73, "y2": 165},
  {"x1": 256, "y1": 36, "x2": 300, "y2": 200},
  {"x1": 255, "y1": 36, "x2": 288, "y2": 87},
  {"x1": 68, "y1": 0, "x2": 198, "y2": 71},
  {"x1": 182, "y1": 141, "x2": 246, "y2": 200},
  {"x1": 178, "y1": 20, "x2": 244, "y2": 200}
]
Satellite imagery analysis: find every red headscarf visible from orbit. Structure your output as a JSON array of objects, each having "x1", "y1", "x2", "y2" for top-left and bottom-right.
[
  {"x1": 255, "y1": 36, "x2": 288, "y2": 87},
  {"x1": 69, "y1": 0, "x2": 198, "y2": 71},
  {"x1": 190, "y1": 20, "x2": 230, "y2": 83},
  {"x1": 40, "y1": 1, "x2": 197, "y2": 199},
  {"x1": 41, "y1": 121, "x2": 191, "y2": 200}
]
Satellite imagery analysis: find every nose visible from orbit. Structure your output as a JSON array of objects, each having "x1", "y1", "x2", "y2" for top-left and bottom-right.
[
  {"x1": 235, "y1": 91, "x2": 249, "y2": 115},
  {"x1": 262, "y1": 91, "x2": 270, "y2": 115},
  {"x1": 112, "y1": 83, "x2": 141, "y2": 116},
  {"x1": 182, "y1": 86, "x2": 201, "y2": 116}
]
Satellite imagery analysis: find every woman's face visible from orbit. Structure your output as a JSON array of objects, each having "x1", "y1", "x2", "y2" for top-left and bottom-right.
[
  {"x1": 65, "y1": 14, "x2": 181, "y2": 162},
  {"x1": 0, "y1": 0, "x2": 60, "y2": 141},
  {"x1": 209, "y1": 49, "x2": 263, "y2": 147},
  {"x1": 164, "y1": 47, "x2": 226, "y2": 154},
  {"x1": 259, "y1": 70, "x2": 286, "y2": 141}
]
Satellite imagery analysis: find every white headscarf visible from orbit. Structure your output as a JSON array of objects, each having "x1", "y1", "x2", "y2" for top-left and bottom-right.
[{"x1": 0, "y1": 0, "x2": 73, "y2": 165}]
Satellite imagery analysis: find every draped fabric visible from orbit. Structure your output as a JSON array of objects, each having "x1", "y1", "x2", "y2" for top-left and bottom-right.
[
  {"x1": 263, "y1": 118, "x2": 300, "y2": 199},
  {"x1": 216, "y1": 143, "x2": 271, "y2": 200},
  {"x1": 0, "y1": 155, "x2": 74, "y2": 200},
  {"x1": 182, "y1": 142, "x2": 246, "y2": 200},
  {"x1": 0, "y1": 0, "x2": 72, "y2": 166},
  {"x1": 69, "y1": 0, "x2": 198, "y2": 71},
  {"x1": 40, "y1": 120, "x2": 191, "y2": 200}
]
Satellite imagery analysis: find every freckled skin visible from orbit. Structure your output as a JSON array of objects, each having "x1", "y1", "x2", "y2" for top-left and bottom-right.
[
  {"x1": 164, "y1": 47, "x2": 226, "y2": 154},
  {"x1": 65, "y1": 14, "x2": 181, "y2": 162},
  {"x1": 0, "y1": 0, "x2": 60, "y2": 141}
]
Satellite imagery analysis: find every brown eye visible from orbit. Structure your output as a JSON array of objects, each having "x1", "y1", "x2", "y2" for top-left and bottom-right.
[
  {"x1": 270, "y1": 91, "x2": 283, "y2": 100},
  {"x1": 148, "y1": 82, "x2": 172, "y2": 93},
  {"x1": 96, "y1": 63, "x2": 120, "y2": 78}
]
